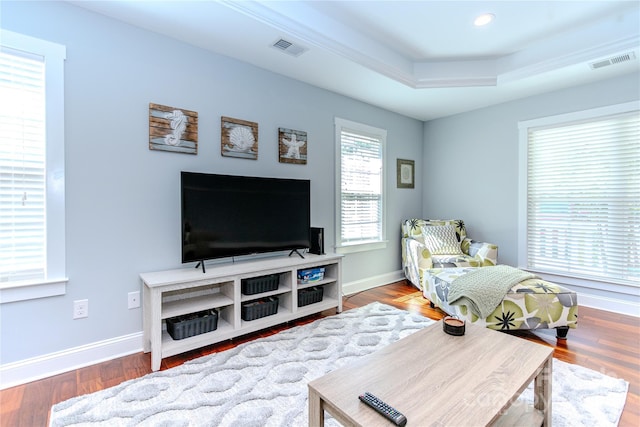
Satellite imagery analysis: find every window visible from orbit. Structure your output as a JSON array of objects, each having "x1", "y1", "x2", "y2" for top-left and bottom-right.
[
  {"x1": 335, "y1": 117, "x2": 387, "y2": 253},
  {"x1": 518, "y1": 102, "x2": 640, "y2": 287},
  {"x1": 0, "y1": 30, "x2": 67, "y2": 302}
]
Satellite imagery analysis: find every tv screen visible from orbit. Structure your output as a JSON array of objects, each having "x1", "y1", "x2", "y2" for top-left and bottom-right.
[{"x1": 181, "y1": 172, "x2": 311, "y2": 263}]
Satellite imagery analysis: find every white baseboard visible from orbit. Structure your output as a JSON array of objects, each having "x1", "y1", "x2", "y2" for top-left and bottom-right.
[
  {"x1": 577, "y1": 292, "x2": 640, "y2": 317},
  {"x1": 342, "y1": 269, "x2": 405, "y2": 296},
  {"x1": 0, "y1": 332, "x2": 143, "y2": 390},
  {"x1": 0, "y1": 271, "x2": 406, "y2": 390},
  {"x1": 529, "y1": 270, "x2": 639, "y2": 317},
  {"x1": 3, "y1": 270, "x2": 635, "y2": 390},
  {"x1": 342, "y1": 270, "x2": 640, "y2": 318}
]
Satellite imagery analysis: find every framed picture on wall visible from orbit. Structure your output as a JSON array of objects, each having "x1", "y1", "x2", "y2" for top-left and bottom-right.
[
  {"x1": 278, "y1": 128, "x2": 307, "y2": 164},
  {"x1": 148, "y1": 103, "x2": 198, "y2": 154},
  {"x1": 397, "y1": 158, "x2": 415, "y2": 189},
  {"x1": 221, "y1": 116, "x2": 258, "y2": 160}
]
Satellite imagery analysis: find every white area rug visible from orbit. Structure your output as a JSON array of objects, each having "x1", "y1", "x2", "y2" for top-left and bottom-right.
[{"x1": 50, "y1": 302, "x2": 629, "y2": 426}]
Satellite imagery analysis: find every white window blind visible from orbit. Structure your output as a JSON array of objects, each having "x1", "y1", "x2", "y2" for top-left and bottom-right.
[
  {"x1": 525, "y1": 108, "x2": 640, "y2": 286},
  {"x1": 335, "y1": 118, "x2": 386, "y2": 253},
  {"x1": 0, "y1": 30, "x2": 66, "y2": 300},
  {"x1": 0, "y1": 47, "x2": 46, "y2": 283}
]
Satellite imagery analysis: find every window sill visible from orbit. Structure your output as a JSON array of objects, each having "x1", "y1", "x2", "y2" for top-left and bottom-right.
[
  {"x1": 336, "y1": 240, "x2": 388, "y2": 254},
  {"x1": 0, "y1": 278, "x2": 68, "y2": 304},
  {"x1": 520, "y1": 268, "x2": 639, "y2": 294}
]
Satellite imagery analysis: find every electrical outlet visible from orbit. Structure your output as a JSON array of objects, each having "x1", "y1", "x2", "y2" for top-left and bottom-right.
[
  {"x1": 128, "y1": 291, "x2": 140, "y2": 309},
  {"x1": 73, "y1": 299, "x2": 88, "y2": 319}
]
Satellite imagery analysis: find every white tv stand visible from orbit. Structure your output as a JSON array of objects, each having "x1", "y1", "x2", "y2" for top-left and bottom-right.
[{"x1": 140, "y1": 253, "x2": 343, "y2": 371}]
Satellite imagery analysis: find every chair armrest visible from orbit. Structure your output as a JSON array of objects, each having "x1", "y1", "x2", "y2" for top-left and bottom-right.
[
  {"x1": 462, "y1": 238, "x2": 498, "y2": 266},
  {"x1": 402, "y1": 238, "x2": 434, "y2": 289}
]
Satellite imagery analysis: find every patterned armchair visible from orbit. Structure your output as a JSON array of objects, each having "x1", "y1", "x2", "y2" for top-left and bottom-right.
[
  {"x1": 402, "y1": 219, "x2": 578, "y2": 338},
  {"x1": 401, "y1": 219, "x2": 498, "y2": 291}
]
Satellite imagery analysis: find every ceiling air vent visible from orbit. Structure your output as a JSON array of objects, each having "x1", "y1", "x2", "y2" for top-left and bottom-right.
[
  {"x1": 589, "y1": 52, "x2": 636, "y2": 70},
  {"x1": 271, "y1": 38, "x2": 307, "y2": 57}
]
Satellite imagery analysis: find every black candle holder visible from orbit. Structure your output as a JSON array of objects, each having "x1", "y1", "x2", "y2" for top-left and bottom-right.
[{"x1": 443, "y1": 316, "x2": 465, "y2": 336}]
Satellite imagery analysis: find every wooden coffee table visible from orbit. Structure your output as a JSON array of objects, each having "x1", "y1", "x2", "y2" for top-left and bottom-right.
[{"x1": 308, "y1": 321, "x2": 553, "y2": 426}]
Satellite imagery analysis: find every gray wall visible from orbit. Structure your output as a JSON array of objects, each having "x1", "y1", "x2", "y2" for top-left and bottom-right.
[
  {"x1": 0, "y1": 1, "x2": 423, "y2": 364},
  {"x1": 2, "y1": 0, "x2": 637, "y2": 369},
  {"x1": 423, "y1": 73, "x2": 639, "y2": 296}
]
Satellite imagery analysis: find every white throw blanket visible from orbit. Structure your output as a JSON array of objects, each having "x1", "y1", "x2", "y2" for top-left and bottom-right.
[{"x1": 448, "y1": 265, "x2": 537, "y2": 318}]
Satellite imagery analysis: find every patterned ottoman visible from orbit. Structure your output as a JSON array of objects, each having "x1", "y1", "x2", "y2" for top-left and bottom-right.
[{"x1": 423, "y1": 267, "x2": 578, "y2": 338}]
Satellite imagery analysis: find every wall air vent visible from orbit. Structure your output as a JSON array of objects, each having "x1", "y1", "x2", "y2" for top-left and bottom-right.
[
  {"x1": 271, "y1": 38, "x2": 307, "y2": 57},
  {"x1": 589, "y1": 52, "x2": 636, "y2": 70}
]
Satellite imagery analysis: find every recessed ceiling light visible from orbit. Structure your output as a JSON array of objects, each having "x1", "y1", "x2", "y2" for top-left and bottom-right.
[{"x1": 474, "y1": 13, "x2": 495, "y2": 27}]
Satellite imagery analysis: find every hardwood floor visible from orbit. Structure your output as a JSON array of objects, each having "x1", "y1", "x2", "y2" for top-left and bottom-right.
[{"x1": 1, "y1": 280, "x2": 638, "y2": 426}]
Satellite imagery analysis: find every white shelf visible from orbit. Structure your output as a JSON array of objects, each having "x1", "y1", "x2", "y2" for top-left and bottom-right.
[
  {"x1": 141, "y1": 253, "x2": 343, "y2": 371},
  {"x1": 297, "y1": 278, "x2": 336, "y2": 290},
  {"x1": 162, "y1": 293, "x2": 234, "y2": 319},
  {"x1": 162, "y1": 318, "x2": 235, "y2": 358},
  {"x1": 296, "y1": 297, "x2": 341, "y2": 316},
  {"x1": 239, "y1": 309, "x2": 291, "y2": 330},
  {"x1": 239, "y1": 284, "x2": 292, "y2": 302}
]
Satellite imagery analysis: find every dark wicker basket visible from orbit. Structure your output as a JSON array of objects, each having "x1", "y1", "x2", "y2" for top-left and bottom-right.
[
  {"x1": 166, "y1": 309, "x2": 218, "y2": 340},
  {"x1": 298, "y1": 286, "x2": 324, "y2": 307},
  {"x1": 241, "y1": 296, "x2": 279, "y2": 321},
  {"x1": 241, "y1": 274, "x2": 280, "y2": 295}
]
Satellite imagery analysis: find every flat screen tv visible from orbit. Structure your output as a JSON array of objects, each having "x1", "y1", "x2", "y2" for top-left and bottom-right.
[{"x1": 181, "y1": 172, "x2": 311, "y2": 266}]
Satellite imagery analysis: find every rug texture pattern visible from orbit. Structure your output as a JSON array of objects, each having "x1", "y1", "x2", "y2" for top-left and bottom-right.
[{"x1": 50, "y1": 302, "x2": 628, "y2": 426}]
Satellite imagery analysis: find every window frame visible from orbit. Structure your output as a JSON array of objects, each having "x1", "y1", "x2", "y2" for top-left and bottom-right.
[
  {"x1": 0, "y1": 30, "x2": 67, "y2": 303},
  {"x1": 517, "y1": 101, "x2": 640, "y2": 292},
  {"x1": 334, "y1": 117, "x2": 387, "y2": 254}
]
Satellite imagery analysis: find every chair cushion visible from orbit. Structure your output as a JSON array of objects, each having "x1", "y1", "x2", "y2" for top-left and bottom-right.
[
  {"x1": 422, "y1": 225, "x2": 463, "y2": 255},
  {"x1": 432, "y1": 255, "x2": 481, "y2": 268},
  {"x1": 402, "y1": 219, "x2": 467, "y2": 244},
  {"x1": 423, "y1": 267, "x2": 578, "y2": 331}
]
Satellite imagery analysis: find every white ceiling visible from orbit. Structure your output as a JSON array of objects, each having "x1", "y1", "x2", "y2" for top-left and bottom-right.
[{"x1": 70, "y1": 0, "x2": 640, "y2": 121}]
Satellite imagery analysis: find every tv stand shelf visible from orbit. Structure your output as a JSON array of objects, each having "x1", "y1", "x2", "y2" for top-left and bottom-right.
[{"x1": 141, "y1": 253, "x2": 342, "y2": 371}]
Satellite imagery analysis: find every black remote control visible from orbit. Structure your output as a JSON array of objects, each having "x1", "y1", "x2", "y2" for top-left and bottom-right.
[{"x1": 358, "y1": 392, "x2": 407, "y2": 426}]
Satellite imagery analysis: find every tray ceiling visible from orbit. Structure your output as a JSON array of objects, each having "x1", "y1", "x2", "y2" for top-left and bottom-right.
[{"x1": 70, "y1": 0, "x2": 640, "y2": 120}]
